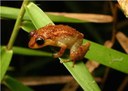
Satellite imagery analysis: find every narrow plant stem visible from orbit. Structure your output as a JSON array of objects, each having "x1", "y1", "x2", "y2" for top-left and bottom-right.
[{"x1": 7, "y1": 0, "x2": 29, "y2": 50}]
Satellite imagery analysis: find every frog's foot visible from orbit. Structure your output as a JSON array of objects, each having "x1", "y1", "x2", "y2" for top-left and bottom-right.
[{"x1": 53, "y1": 42, "x2": 68, "y2": 58}]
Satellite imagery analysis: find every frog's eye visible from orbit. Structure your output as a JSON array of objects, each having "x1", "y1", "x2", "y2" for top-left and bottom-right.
[{"x1": 36, "y1": 37, "x2": 44, "y2": 45}]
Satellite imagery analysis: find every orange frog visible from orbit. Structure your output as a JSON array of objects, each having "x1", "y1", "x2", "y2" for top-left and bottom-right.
[{"x1": 28, "y1": 24, "x2": 90, "y2": 65}]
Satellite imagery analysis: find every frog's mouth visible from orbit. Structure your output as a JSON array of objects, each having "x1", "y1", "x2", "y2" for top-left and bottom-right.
[
  {"x1": 28, "y1": 42, "x2": 44, "y2": 49},
  {"x1": 28, "y1": 42, "x2": 38, "y2": 48}
]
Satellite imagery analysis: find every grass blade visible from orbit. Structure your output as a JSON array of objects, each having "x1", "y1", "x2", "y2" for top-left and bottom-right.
[
  {"x1": 61, "y1": 59, "x2": 100, "y2": 90},
  {"x1": 0, "y1": 6, "x2": 29, "y2": 20},
  {"x1": 84, "y1": 40, "x2": 128, "y2": 74},
  {"x1": 3, "y1": 76, "x2": 33, "y2": 91},
  {"x1": 2, "y1": 46, "x2": 52, "y2": 57},
  {"x1": 13, "y1": 46, "x2": 52, "y2": 57},
  {"x1": 21, "y1": 21, "x2": 36, "y2": 33},
  {"x1": 0, "y1": 47, "x2": 13, "y2": 82},
  {"x1": 26, "y1": 3, "x2": 54, "y2": 29},
  {"x1": 0, "y1": 6, "x2": 86, "y2": 23},
  {"x1": 26, "y1": 2, "x2": 101, "y2": 91}
]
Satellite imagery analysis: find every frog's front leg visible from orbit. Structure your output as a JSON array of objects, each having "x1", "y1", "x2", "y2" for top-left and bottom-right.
[
  {"x1": 53, "y1": 42, "x2": 67, "y2": 58},
  {"x1": 70, "y1": 42, "x2": 90, "y2": 66}
]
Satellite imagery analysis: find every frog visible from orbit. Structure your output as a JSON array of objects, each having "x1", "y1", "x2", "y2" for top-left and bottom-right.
[{"x1": 28, "y1": 24, "x2": 90, "y2": 66}]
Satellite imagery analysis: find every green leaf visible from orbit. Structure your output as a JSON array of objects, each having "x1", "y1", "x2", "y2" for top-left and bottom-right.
[
  {"x1": 2, "y1": 46, "x2": 52, "y2": 57},
  {"x1": 3, "y1": 76, "x2": 33, "y2": 91},
  {"x1": 25, "y1": 2, "x2": 101, "y2": 91},
  {"x1": 13, "y1": 46, "x2": 52, "y2": 57},
  {"x1": 84, "y1": 40, "x2": 128, "y2": 74},
  {"x1": 61, "y1": 59, "x2": 100, "y2": 90},
  {"x1": 0, "y1": 47, "x2": 13, "y2": 82},
  {"x1": 0, "y1": 6, "x2": 86, "y2": 23},
  {"x1": 0, "y1": 6, "x2": 29, "y2": 20},
  {"x1": 26, "y1": 3, "x2": 54, "y2": 29},
  {"x1": 21, "y1": 21, "x2": 36, "y2": 33}
]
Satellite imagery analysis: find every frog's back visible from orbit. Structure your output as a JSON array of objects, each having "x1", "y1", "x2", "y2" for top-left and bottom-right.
[{"x1": 38, "y1": 25, "x2": 84, "y2": 40}]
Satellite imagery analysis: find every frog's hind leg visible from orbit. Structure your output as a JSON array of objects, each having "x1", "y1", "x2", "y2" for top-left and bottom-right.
[{"x1": 70, "y1": 41, "x2": 91, "y2": 66}]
